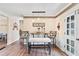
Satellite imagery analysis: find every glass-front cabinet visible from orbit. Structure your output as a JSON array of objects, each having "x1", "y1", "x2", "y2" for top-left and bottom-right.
[{"x1": 64, "y1": 12, "x2": 76, "y2": 55}]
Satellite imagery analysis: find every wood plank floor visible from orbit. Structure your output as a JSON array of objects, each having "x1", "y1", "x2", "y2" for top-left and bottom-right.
[
  {"x1": 0, "y1": 41, "x2": 67, "y2": 56},
  {"x1": 0, "y1": 41, "x2": 6, "y2": 50}
]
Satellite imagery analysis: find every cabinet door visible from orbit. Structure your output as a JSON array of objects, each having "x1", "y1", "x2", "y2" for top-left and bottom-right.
[{"x1": 64, "y1": 12, "x2": 76, "y2": 55}]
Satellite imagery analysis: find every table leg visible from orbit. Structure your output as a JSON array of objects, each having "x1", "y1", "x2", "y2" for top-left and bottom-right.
[
  {"x1": 48, "y1": 42, "x2": 51, "y2": 55},
  {"x1": 44, "y1": 42, "x2": 45, "y2": 50},
  {"x1": 28, "y1": 42, "x2": 31, "y2": 54}
]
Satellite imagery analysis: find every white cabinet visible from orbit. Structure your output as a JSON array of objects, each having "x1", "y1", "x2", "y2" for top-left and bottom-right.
[
  {"x1": 64, "y1": 11, "x2": 76, "y2": 56},
  {"x1": 75, "y1": 9, "x2": 79, "y2": 56},
  {"x1": 76, "y1": 41, "x2": 79, "y2": 55},
  {"x1": 64, "y1": 10, "x2": 79, "y2": 56}
]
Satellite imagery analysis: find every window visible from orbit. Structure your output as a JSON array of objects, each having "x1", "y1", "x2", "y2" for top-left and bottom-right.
[
  {"x1": 67, "y1": 39, "x2": 69, "y2": 44},
  {"x1": 71, "y1": 40, "x2": 74, "y2": 47},
  {"x1": 67, "y1": 45, "x2": 70, "y2": 51},
  {"x1": 71, "y1": 15, "x2": 74, "y2": 21},
  {"x1": 71, "y1": 23, "x2": 74, "y2": 28},
  {"x1": 67, "y1": 17, "x2": 70, "y2": 22},
  {"x1": 67, "y1": 30, "x2": 69, "y2": 35},
  {"x1": 67, "y1": 24, "x2": 69, "y2": 28},
  {"x1": 71, "y1": 47, "x2": 74, "y2": 54},
  {"x1": 71, "y1": 30, "x2": 74, "y2": 35}
]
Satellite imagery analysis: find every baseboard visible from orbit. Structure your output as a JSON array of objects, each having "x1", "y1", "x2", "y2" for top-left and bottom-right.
[
  {"x1": 7, "y1": 39, "x2": 19, "y2": 45},
  {"x1": 7, "y1": 37, "x2": 20, "y2": 45},
  {"x1": 0, "y1": 46, "x2": 5, "y2": 50},
  {"x1": 56, "y1": 45, "x2": 68, "y2": 56}
]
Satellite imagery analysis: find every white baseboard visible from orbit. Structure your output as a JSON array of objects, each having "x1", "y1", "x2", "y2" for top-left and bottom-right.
[{"x1": 7, "y1": 39, "x2": 19, "y2": 45}]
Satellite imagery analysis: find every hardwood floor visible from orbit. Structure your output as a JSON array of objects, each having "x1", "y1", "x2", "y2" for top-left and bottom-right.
[
  {"x1": 0, "y1": 41, "x2": 67, "y2": 56},
  {"x1": 0, "y1": 41, "x2": 6, "y2": 50}
]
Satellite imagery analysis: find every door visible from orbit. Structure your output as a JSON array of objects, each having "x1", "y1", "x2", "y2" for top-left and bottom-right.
[{"x1": 64, "y1": 12, "x2": 76, "y2": 56}]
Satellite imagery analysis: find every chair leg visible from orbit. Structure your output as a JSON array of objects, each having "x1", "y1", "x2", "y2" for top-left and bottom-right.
[{"x1": 48, "y1": 42, "x2": 51, "y2": 55}]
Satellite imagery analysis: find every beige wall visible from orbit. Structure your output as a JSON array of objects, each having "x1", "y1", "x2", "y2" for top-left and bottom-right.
[
  {"x1": 0, "y1": 10, "x2": 20, "y2": 45},
  {"x1": 0, "y1": 15, "x2": 20, "y2": 45},
  {"x1": 21, "y1": 18, "x2": 58, "y2": 33},
  {"x1": 0, "y1": 16, "x2": 8, "y2": 33},
  {"x1": 56, "y1": 4, "x2": 79, "y2": 52},
  {"x1": 7, "y1": 16, "x2": 20, "y2": 45}
]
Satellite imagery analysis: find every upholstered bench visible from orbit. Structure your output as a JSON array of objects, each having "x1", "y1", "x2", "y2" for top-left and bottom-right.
[{"x1": 28, "y1": 38, "x2": 51, "y2": 55}]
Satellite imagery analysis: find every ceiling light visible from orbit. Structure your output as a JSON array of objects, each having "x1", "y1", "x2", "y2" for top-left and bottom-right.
[{"x1": 32, "y1": 11, "x2": 46, "y2": 13}]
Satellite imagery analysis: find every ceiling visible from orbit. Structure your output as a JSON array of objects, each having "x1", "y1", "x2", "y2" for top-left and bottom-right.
[{"x1": 0, "y1": 3, "x2": 69, "y2": 17}]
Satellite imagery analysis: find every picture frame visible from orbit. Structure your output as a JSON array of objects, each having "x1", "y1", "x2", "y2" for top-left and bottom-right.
[{"x1": 32, "y1": 23, "x2": 45, "y2": 27}]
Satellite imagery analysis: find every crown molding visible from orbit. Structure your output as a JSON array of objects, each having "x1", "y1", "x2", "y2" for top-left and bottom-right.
[
  {"x1": 23, "y1": 16, "x2": 56, "y2": 18},
  {"x1": 55, "y1": 3, "x2": 77, "y2": 17},
  {"x1": 23, "y1": 3, "x2": 77, "y2": 18}
]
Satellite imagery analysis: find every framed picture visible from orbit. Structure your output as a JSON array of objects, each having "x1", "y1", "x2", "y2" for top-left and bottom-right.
[{"x1": 33, "y1": 23, "x2": 45, "y2": 27}]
